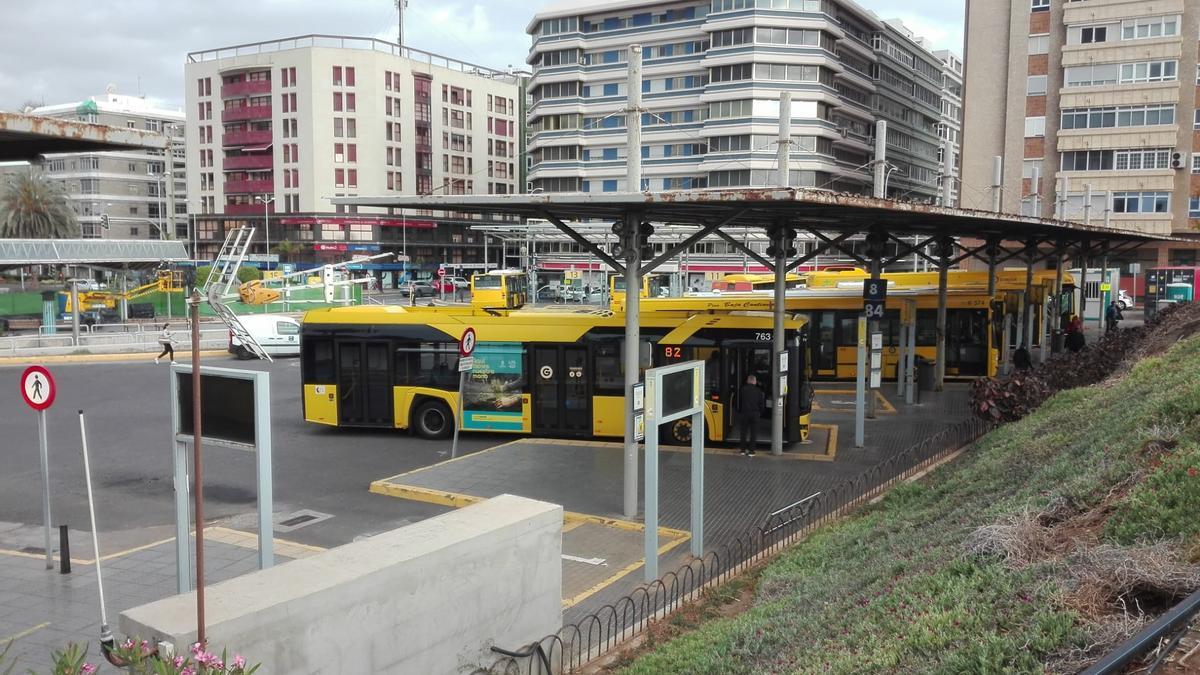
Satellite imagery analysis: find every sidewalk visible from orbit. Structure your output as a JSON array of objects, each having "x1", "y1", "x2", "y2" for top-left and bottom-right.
[{"x1": 0, "y1": 528, "x2": 317, "y2": 672}]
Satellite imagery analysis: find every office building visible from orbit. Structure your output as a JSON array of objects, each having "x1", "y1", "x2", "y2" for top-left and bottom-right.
[
  {"x1": 963, "y1": 0, "x2": 1200, "y2": 266},
  {"x1": 12, "y1": 89, "x2": 185, "y2": 240},
  {"x1": 525, "y1": 0, "x2": 959, "y2": 203},
  {"x1": 183, "y1": 35, "x2": 523, "y2": 271}
]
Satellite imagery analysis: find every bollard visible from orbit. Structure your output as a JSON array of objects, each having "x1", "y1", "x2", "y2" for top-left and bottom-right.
[{"x1": 59, "y1": 525, "x2": 71, "y2": 574}]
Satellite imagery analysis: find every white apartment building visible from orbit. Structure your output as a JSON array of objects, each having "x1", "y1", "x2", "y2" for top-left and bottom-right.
[
  {"x1": 17, "y1": 90, "x2": 185, "y2": 240},
  {"x1": 183, "y1": 35, "x2": 522, "y2": 265},
  {"x1": 524, "y1": 0, "x2": 959, "y2": 203}
]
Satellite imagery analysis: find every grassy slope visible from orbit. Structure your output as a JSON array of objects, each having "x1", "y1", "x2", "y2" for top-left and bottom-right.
[{"x1": 625, "y1": 336, "x2": 1200, "y2": 674}]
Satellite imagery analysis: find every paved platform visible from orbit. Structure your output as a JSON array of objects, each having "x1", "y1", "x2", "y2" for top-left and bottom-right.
[
  {"x1": 370, "y1": 382, "x2": 972, "y2": 621},
  {"x1": 0, "y1": 527, "x2": 317, "y2": 671}
]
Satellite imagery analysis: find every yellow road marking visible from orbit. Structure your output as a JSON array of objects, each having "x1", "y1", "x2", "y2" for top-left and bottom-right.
[
  {"x1": 0, "y1": 526, "x2": 322, "y2": 566},
  {"x1": 1, "y1": 622, "x2": 51, "y2": 644},
  {"x1": 562, "y1": 531, "x2": 690, "y2": 609},
  {"x1": 520, "y1": 436, "x2": 830, "y2": 461},
  {"x1": 812, "y1": 390, "x2": 896, "y2": 414}
]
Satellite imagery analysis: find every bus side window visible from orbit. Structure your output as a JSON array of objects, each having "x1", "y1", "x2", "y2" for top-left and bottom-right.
[
  {"x1": 694, "y1": 347, "x2": 721, "y2": 399},
  {"x1": 593, "y1": 341, "x2": 623, "y2": 394},
  {"x1": 305, "y1": 339, "x2": 334, "y2": 383}
]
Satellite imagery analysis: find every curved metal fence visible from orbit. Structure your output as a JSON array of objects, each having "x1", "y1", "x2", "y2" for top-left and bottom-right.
[{"x1": 475, "y1": 417, "x2": 991, "y2": 674}]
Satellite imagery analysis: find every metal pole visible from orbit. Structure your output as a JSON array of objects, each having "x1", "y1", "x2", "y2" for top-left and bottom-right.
[
  {"x1": 70, "y1": 282, "x2": 80, "y2": 346},
  {"x1": 935, "y1": 240, "x2": 949, "y2": 391},
  {"x1": 1083, "y1": 184, "x2": 1093, "y2": 226},
  {"x1": 1100, "y1": 250, "x2": 1110, "y2": 335},
  {"x1": 77, "y1": 411, "x2": 112, "y2": 647},
  {"x1": 991, "y1": 156, "x2": 1003, "y2": 212},
  {"x1": 940, "y1": 138, "x2": 954, "y2": 206},
  {"x1": 623, "y1": 215, "x2": 641, "y2": 519},
  {"x1": 777, "y1": 92, "x2": 791, "y2": 187},
  {"x1": 1023, "y1": 244, "x2": 1035, "y2": 350},
  {"x1": 166, "y1": 170, "x2": 176, "y2": 240},
  {"x1": 264, "y1": 199, "x2": 271, "y2": 272},
  {"x1": 644, "y1": 405, "x2": 658, "y2": 582},
  {"x1": 1054, "y1": 245, "x2": 1065, "y2": 339},
  {"x1": 905, "y1": 308, "x2": 916, "y2": 405},
  {"x1": 1030, "y1": 166, "x2": 1041, "y2": 216},
  {"x1": 450, "y1": 369, "x2": 466, "y2": 458},
  {"x1": 854, "y1": 315, "x2": 866, "y2": 447},
  {"x1": 622, "y1": 45, "x2": 644, "y2": 519},
  {"x1": 1078, "y1": 244, "x2": 1089, "y2": 330},
  {"x1": 1057, "y1": 176, "x2": 1070, "y2": 219},
  {"x1": 689, "y1": 406, "x2": 704, "y2": 557},
  {"x1": 987, "y1": 241, "x2": 999, "y2": 373},
  {"x1": 38, "y1": 410, "x2": 52, "y2": 569},
  {"x1": 771, "y1": 224, "x2": 787, "y2": 456},
  {"x1": 873, "y1": 121, "x2": 887, "y2": 198},
  {"x1": 867, "y1": 251, "x2": 881, "y2": 419},
  {"x1": 189, "y1": 291, "x2": 206, "y2": 645}
]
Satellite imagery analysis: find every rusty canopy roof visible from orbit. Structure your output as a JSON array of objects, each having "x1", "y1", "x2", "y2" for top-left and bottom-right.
[
  {"x1": 334, "y1": 188, "x2": 1171, "y2": 244},
  {"x1": 0, "y1": 111, "x2": 168, "y2": 162}
]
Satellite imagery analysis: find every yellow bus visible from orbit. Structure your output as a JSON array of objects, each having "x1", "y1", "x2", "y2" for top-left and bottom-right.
[
  {"x1": 610, "y1": 273, "x2": 667, "y2": 308},
  {"x1": 710, "y1": 272, "x2": 805, "y2": 292},
  {"x1": 470, "y1": 270, "x2": 529, "y2": 310},
  {"x1": 300, "y1": 304, "x2": 813, "y2": 446}
]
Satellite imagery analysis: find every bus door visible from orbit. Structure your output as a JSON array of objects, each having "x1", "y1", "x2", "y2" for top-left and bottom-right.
[
  {"x1": 531, "y1": 345, "x2": 591, "y2": 436},
  {"x1": 722, "y1": 342, "x2": 774, "y2": 443},
  {"x1": 808, "y1": 311, "x2": 837, "y2": 379},
  {"x1": 945, "y1": 309, "x2": 988, "y2": 376},
  {"x1": 336, "y1": 341, "x2": 394, "y2": 427}
]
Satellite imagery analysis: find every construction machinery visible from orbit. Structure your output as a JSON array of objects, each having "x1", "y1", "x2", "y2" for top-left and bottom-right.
[{"x1": 61, "y1": 270, "x2": 185, "y2": 313}]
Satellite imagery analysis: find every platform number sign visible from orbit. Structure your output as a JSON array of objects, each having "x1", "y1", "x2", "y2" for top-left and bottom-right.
[{"x1": 863, "y1": 279, "x2": 887, "y2": 320}]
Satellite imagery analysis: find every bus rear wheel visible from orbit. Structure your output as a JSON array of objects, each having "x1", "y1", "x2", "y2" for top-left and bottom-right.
[
  {"x1": 413, "y1": 400, "x2": 453, "y2": 440},
  {"x1": 667, "y1": 418, "x2": 693, "y2": 445}
]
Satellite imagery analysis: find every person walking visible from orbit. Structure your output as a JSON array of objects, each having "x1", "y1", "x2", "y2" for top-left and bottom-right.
[
  {"x1": 155, "y1": 322, "x2": 176, "y2": 364},
  {"x1": 736, "y1": 374, "x2": 766, "y2": 456},
  {"x1": 1105, "y1": 301, "x2": 1123, "y2": 332}
]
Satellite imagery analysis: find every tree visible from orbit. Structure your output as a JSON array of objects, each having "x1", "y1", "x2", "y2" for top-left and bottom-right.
[
  {"x1": 0, "y1": 169, "x2": 80, "y2": 238},
  {"x1": 195, "y1": 265, "x2": 262, "y2": 287},
  {"x1": 273, "y1": 239, "x2": 300, "y2": 263}
]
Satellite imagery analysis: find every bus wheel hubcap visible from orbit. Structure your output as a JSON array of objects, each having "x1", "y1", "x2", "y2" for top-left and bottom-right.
[{"x1": 424, "y1": 410, "x2": 445, "y2": 432}]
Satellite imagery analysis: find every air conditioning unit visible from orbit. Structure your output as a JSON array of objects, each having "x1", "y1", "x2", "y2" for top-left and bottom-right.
[{"x1": 1171, "y1": 152, "x2": 1184, "y2": 170}]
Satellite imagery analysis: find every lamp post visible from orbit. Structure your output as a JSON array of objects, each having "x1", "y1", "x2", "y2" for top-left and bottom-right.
[{"x1": 255, "y1": 195, "x2": 275, "y2": 270}]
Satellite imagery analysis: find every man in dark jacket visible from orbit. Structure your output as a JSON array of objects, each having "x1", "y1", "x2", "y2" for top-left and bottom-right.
[{"x1": 737, "y1": 374, "x2": 766, "y2": 456}]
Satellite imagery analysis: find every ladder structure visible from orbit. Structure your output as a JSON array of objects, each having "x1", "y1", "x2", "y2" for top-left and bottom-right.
[{"x1": 200, "y1": 226, "x2": 273, "y2": 362}]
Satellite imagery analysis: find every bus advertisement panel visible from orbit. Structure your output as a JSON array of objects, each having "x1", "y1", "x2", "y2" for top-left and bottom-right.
[{"x1": 463, "y1": 342, "x2": 526, "y2": 431}]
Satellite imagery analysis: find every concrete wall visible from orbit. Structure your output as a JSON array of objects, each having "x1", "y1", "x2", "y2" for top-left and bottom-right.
[{"x1": 120, "y1": 494, "x2": 562, "y2": 674}]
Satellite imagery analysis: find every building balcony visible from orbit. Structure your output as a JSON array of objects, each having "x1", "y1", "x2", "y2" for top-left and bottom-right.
[
  {"x1": 222, "y1": 129, "x2": 273, "y2": 147},
  {"x1": 223, "y1": 154, "x2": 274, "y2": 170},
  {"x1": 224, "y1": 202, "x2": 275, "y2": 216},
  {"x1": 221, "y1": 105, "x2": 272, "y2": 123},
  {"x1": 220, "y1": 79, "x2": 272, "y2": 98},
  {"x1": 224, "y1": 178, "x2": 274, "y2": 194}
]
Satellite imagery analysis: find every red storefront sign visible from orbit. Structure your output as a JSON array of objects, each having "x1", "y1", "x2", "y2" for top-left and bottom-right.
[{"x1": 280, "y1": 217, "x2": 436, "y2": 229}]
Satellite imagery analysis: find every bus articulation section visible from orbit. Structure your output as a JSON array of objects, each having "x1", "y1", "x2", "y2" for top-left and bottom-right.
[{"x1": 300, "y1": 305, "x2": 813, "y2": 446}]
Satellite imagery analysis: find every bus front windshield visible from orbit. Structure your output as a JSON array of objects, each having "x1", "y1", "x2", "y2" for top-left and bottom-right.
[{"x1": 474, "y1": 275, "x2": 502, "y2": 289}]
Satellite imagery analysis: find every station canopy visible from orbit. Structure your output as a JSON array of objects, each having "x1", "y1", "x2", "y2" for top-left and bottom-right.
[
  {"x1": 0, "y1": 239, "x2": 189, "y2": 270},
  {"x1": 337, "y1": 188, "x2": 1172, "y2": 251},
  {"x1": 0, "y1": 111, "x2": 168, "y2": 162}
]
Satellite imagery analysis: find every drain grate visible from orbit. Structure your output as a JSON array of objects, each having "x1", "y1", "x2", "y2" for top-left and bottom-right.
[{"x1": 273, "y1": 509, "x2": 333, "y2": 533}]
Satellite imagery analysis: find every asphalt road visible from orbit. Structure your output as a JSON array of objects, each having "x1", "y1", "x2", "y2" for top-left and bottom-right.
[{"x1": 0, "y1": 355, "x2": 504, "y2": 552}]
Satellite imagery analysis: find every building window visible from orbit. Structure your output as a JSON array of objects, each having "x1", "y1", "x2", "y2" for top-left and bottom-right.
[
  {"x1": 334, "y1": 118, "x2": 343, "y2": 137},
  {"x1": 1190, "y1": 197, "x2": 1200, "y2": 218},
  {"x1": 345, "y1": 67, "x2": 355, "y2": 86},
  {"x1": 332, "y1": 66, "x2": 342, "y2": 86},
  {"x1": 335, "y1": 169, "x2": 345, "y2": 188},
  {"x1": 1027, "y1": 34, "x2": 1049, "y2": 55},
  {"x1": 1111, "y1": 191, "x2": 1170, "y2": 214},
  {"x1": 1031, "y1": 0, "x2": 1049, "y2": 11},
  {"x1": 348, "y1": 169, "x2": 357, "y2": 188},
  {"x1": 334, "y1": 143, "x2": 344, "y2": 162},
  {"x1": 1024, "y1": 116, "x2": 1046, "y2": 137},
  {"x1": 1026, "y1": 75, "x2": 1047, "y2": 95},
  {"x1": 1080, "y1": 26, "x2": 1107, "y2": 44},
  {"x1": 1192, "y1": 155, "x2": 1200, "y2": 174},
  {"x1": 346, "y1": 93, "x2": 355, "y2": 112},
  {"x1": 1119, "y1": 60, "x2": 1178, "y2": 84},
  {"x1": 1194, "y1": 109, "x2": 1200, "y2": 129},
  {"x1": 1122, "y1": 15, "x2": 1180, "y2": 40},
  {"x1": 333, "y1": 92, "x2": 343, "y2": 111},
  {"x1": 347, "y1": 144, "x2": 356, "y2": 162}
]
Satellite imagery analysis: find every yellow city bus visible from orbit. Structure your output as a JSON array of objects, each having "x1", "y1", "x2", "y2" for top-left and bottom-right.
[
  {"x1": 610, "y1": 273, "x2": 667, "y2": 308},
  {"x1": 470, "y1": 270, "x2": 529, "y2": 310},
  {"x1": 300, "y1": 304, "x2": 813, "y2": 445}
]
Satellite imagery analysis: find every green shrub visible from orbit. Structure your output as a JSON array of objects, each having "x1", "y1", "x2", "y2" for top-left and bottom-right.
[{"x1": 195, "y1": 265, "x2": 261, "y2": 287}]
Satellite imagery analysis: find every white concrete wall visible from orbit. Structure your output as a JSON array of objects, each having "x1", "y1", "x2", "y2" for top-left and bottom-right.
[{"x1": 120, "y1": 494, "x2": 562, "y2": 675}]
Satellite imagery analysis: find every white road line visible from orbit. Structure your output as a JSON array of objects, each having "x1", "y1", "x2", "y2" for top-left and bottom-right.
[{"x1": 562, "y1": 554, "x2": 607, "y2": 566}]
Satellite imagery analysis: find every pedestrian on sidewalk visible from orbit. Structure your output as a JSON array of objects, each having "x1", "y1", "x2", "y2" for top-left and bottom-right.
[
  {"x1": 1065, "y1": 314, "x2": 1086, "y2": 353},
  {"x1": 736, "y1": 374, "x2": 765, "y2": 457},
  {"x1": 155, "y1": 323, "x2": 177, "y2": 364}
]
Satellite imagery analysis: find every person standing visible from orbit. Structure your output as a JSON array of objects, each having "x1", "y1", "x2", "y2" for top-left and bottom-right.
[
  {"x1": 736, "y1": 374, "x2": 766, "y2": 456},
  {"x1": 1105, "y1": 301, "x2": 1123, "y2": 332},
  {"x1": 155, "y1": 323, "x2": 176, "y2": 364}
]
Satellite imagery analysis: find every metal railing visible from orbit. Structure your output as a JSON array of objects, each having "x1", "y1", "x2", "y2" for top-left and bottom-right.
[
  {"x1": 0, "y1": 325, "x2": 230, "y2": 356},
  {"x1": 477, "y1": 417, "x2": 991, "y2": 674}
]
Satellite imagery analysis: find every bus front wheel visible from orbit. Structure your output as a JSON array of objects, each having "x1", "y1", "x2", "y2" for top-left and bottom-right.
[
  {"x1": 667, "y1": 418, "x2": 693, "y2": 445},
  {"x1": 413, "y1": 400, "x2": 453, "y2": 440}
]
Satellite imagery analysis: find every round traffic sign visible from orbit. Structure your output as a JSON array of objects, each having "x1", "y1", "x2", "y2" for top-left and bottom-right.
[
  {"x1": 459, "y1": 327, "x2": 477, "y2": 357},
  {"x1": 20, "y1": 366, "x2": 56, "y2": 411}
]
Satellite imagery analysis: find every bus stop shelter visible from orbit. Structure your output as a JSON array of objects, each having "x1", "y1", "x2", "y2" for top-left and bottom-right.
[{"x1": 335, "y1": 187, "x2": 1171, "y2": 518}]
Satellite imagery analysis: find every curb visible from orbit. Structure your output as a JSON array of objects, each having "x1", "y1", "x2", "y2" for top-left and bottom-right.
[{"x1": 0, "y1": 350, "x2": 231, "y2": 366}]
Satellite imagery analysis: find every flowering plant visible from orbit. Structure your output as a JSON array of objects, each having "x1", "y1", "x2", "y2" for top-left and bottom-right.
[{"x1": 5, "y1": 638, "x2": 259, "y2": 675}]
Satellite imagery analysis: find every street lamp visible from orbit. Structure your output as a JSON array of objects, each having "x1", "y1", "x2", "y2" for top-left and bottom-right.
[{"x1": 255, "y1": 195, "x2": 275, "y2": 270}]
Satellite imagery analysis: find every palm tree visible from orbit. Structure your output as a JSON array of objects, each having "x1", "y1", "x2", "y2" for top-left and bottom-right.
[
  {"x1": 273, "y1": 239, "x2": 300, "y2": 263},
  {"x1": 0, "y1": 170, "x2": 80, "y2": 238}
]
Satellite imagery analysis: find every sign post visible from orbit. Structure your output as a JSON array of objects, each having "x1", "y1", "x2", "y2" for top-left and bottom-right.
[
  {"x1": 20, "y1": 365, "x2": 57, "y2": 569},
  {"x1": 451, "y1": 327, "x2": 476, "y2": 459},
  {"x1": 438, "y1": 265, "x2": 447, "y2": 302},
  {"x1": 863, "y1": 280, "x2": 887, "y2": 419}
]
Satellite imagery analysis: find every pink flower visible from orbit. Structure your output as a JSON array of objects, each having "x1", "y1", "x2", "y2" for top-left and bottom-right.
[
  {"x1": 173, "y1": 655, "x2": 186, "y2": 667},
  {"x1": 181, "y1": 667, "x2": 197, "y2": 675},
  {"x1": 190, "y1": 642, "x2": 205, "y2": 656},
  {"x1": 233, "y1": 655, "x2": 246, "y2": 669},
  {"x1": 81, "y1": 665, "x2": 97, "y2": 675},
  {"x1": 121, "y1": 639, "x2": 135, "y2": 649}
]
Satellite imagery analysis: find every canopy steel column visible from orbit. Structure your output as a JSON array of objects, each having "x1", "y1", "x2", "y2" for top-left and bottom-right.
[
  {"x1": 1023, "y1": 240, "x2": 1036, "y2": 352},
  {"x1": 768, "y1": 222, "x2": 794, "y2": 456},
  {"x1": 985, "y1": 237, "x2": 1001, "y2": 373},
  {"x1": 1077, "y1": 240, "x2": 1090, "y2": 330},
  {"x1": 1053, "y1": 243, "x2": 1066, "y2": 335},
  {"x1": 1099, "y1": 244, "x2": 1110, "y2": 335},
  {"x1": 933, "y1": 236, "x2": 953, "y2": 391}
]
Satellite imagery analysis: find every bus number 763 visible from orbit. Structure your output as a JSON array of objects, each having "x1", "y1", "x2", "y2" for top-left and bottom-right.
[{"x1": 755, "y1": 332, "x2": 772, "y2": 341}]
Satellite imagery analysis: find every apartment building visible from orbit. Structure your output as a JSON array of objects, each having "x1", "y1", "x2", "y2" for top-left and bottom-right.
[
  {"x1": 183, "y1": 35, "x2": 522, "y2": 269},
  {"x1": 935, "y1": 49, "x2": 964, "y2": 206},
  {"x1": 525, "y1": 0, "x2": 959, "y2": 204},
  {"x1": 963, "y1": 0, "x2": 1200, "y2": 266},
  {"x1": 12, "y1": 90, "x2": 186, "y2": 240}
]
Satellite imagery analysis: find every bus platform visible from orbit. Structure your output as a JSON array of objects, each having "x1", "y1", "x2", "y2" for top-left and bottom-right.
[{"x1": 370, "y1": 383, "x2": 970, "y2": 616}]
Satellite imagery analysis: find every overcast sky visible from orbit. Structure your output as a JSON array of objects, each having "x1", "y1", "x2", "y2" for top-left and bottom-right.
[{"x1": 1, "y1": 0, "x2": 964, "y2": 112}]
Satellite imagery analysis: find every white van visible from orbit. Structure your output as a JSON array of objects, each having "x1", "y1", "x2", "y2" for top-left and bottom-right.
[{"x1": 229, "y1": 314, "x2": 302, "y2": 359}]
